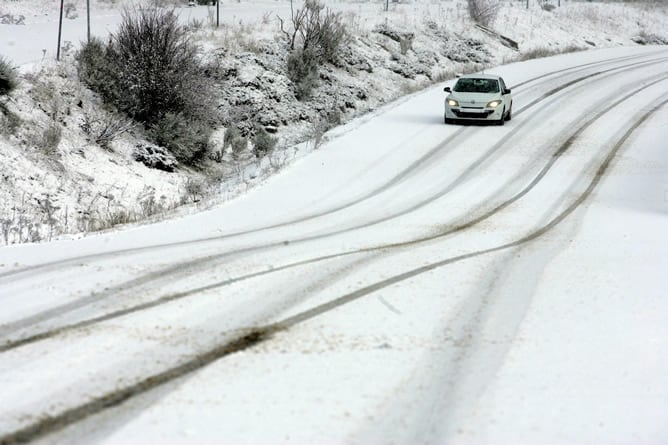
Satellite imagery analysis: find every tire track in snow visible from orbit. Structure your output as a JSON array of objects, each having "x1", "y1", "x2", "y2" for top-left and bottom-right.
[
  {"x1": 2, "y1": 55, "x2": 664, "y2": 342},
  {"x1": 268, "y1": 92, "x2": 668, "y2": 330},
  {"x1": 510, "y1": 49, "x2": 666, "y2": 89},
  {"x1": 2, "y1": 62, "x2": 667, "y2": 350},
  {"x1": 3, "y1": 56, "x2": 633, "y2": 335},
  {"x1": 1, "y1": 94, "x2": 665, "y2": 445},
  {"x1": 0, "y1": 53, "x2": 659, "y2": 294},
  {"x1": 1, "y1": 51, "x2": 664, "y2": 283},
  {"x1": 265, "y1": 92, "x2": 668, "y2": 344}
]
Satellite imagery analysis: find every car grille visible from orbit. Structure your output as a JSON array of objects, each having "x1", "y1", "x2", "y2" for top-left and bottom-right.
[{"x1": 454, "y1": 109, "x2": 493, "y2": 119}]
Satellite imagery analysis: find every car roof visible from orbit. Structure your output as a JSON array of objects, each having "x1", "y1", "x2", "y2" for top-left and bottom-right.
[{"x1": 458, "y1": 73, "x2": 503, "y2": 80}]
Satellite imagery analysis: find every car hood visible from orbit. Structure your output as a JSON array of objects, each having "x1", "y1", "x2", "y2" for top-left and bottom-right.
[{"x1": 449, "y1": 92, "x2": 501, "y2": 107}]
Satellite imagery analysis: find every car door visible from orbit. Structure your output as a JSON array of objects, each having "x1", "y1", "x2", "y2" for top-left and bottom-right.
[{"x1": 498, "y1": 77, "x2": 511, "y2": 110}]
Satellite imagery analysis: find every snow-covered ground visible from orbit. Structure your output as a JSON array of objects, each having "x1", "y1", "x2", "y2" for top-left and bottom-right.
[
  {"x1": 1, "y1": 0, "x2": 668, "y2": 444},
  {"x1": 0, "y1": 44, "x2": 667, "y2": 444}
]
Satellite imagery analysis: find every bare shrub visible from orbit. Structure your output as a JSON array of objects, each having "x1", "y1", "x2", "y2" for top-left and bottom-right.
[
  {"x1": 105, "y1": 208, "x2": 133, "y2": 227},
  {"x1": 149, "y1": 112, "x2": 209, "y2": 165},
  {"x1": 188, "y1": 18, "x2": 204, "y2": 31},
  {"x1": 231, "y1": 135, "x2": 248, "y2": 160},
  {"x1": 76, "y1": 8, "x2": 214, "y2": 166},
  {"x1": 64, "y1": 2, "x2": 78, "y2": 19},
  {"x1": 36, "y1": 194, "x2": 60, "y2": 241},
  {"x1": 252, "y1": 126, "x2": 278, "y2": 158},
  {"x1": 280, "y1": 0, "x2": 346, "y2": 62},
  {"x1": 182, "y1": 177, "x2": 205, "y2": 203},
  {"x1": 1, "y1": 218, "x2": 11, "y2": 245},
  {"x1": 540, "y1": 2, "x2": 556, "y2": 12},
  {"x1": 467, "y1": 0, "x2": 500, "y2": 27},
  {"x1": 261, "y1": 11, "x2": 272, "y2": 25},
  {"x1": 139, "y1": 195, "x2": 160, "y2": 217},
  {"x1": 0, "y1": 103, "x2": 21, "y2": 136},
  {"x1": 399, "y1": 36, "x2": 413, "y2": 55},
  {"x1": 222, "y1": 126, "x2": 249, "y2": 160},
  {"x1": 152, "y1": 0, "x2": 182, "y2": 6},
  {"x1": 223, "y1": 126, "x2": 240, "y2": 150},
  {"x1": 75, "y1": 37, "x2": 112, "y2": 97},
  {"x1": 432, "y1": 67, "x2": 458, "y2": 84},
  {"x1": 0, "y1": 56, "x2": 18, "y2": 96},
  {"x1": 309, "y1": 117, "x2": 328, "y2": 150},
  {"x1": 137, "y1": 186, "x2": 164, "y2": 217},
  {"x1": 112, "y1": 8, "x2": 211, "y2": 124},
  {"x1": 519, "y1": 47, "x2": 552, "y2": 60},
  {"x1": 633, "y1": 29, "x2": 668, "y2": 45},
  {"x1": 40, "y1": 122, "x2": 62, "y2": 155},
  {"x1": 0, "y1": 193, "x2": 37, "y2": 244},
  {"x1": 31, "y1": 79, "x2": 66, "y2": 121},
  {"x1": 517, "y1": 45, "x2": 582, "y2": 61},
  {"x1": 287, "y1": 47, "x2": 319, "y2": 99},
  {"x1": 279, "y1": 0, "x2": 347, "y2": 100},
  {"x1": 325, "y1": 107, "x2": 341, "y2": 127},
  {"x1": 81, "y1": 107, "x2": 134, "y2": 150}
]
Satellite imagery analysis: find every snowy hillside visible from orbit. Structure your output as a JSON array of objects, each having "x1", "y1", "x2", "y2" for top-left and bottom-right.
[{"x1": 1, "y1": 0, "x2": 667, "y2": 245}]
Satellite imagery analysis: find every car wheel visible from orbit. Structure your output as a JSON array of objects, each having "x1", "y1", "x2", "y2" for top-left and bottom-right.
[
  {"x1": 444, "y1": 115, "x2": 452, "y2": 124},
  {"x1": 505, "y1": 104, "x2": 512, "y2": 121},
  {"x1": 497, "y1": 107, "x2": 505, "y2": 126}
]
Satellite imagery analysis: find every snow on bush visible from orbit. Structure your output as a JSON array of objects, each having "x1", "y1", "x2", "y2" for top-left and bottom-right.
[
  {"x1": 133, "y1": 143, "x2": 178, "y2": 172},
  {"x1": 76, "y1": 7, "x2": 214, "y2": 166}
]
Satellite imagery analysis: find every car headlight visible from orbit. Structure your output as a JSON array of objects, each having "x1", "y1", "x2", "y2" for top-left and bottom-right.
[
  {"x1": 447, "y1": 99, "x2": 459, "y2": 107},
  {"x1": 486, "y1": 100, "x2": 502, "y2": 108}
]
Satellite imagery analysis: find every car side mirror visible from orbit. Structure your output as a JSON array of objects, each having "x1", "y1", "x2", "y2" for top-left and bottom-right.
[
  {"x1": 503, "y1": 88, "x2": 511, "y2": 95},
  {"x1": 444, "y1": 87, "x2": 452, "y2": 93}
]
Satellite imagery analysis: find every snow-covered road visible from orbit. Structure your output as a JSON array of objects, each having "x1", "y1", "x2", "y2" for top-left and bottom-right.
[{"x1": 1, "y1": 47, "x2": 667, "y2": 444}]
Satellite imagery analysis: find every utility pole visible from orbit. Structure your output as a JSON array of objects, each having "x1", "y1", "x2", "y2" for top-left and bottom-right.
[
  {"x1": 87, "y1": 0, "x2": 91, "y2": 43},
  {"x1": 216, "y1": 0, "x2": 219, "y2": 27},
  {"x1": 56, "y1": 0, "x2": 65, "y2": 60}
]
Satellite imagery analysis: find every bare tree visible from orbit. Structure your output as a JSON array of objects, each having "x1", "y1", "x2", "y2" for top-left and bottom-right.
[
  {"x1": 278, "y1": 0, "x2": 346, "y2": 63},
  {"x1": 278, "y1": 0, "x2": 308, "y2": 51},
  {"x1": 467, "y1": 0, "x2": 500, "y2": 27},
  {"x1": 278, "y1": 0, "x2": 347, "y2": 99}
]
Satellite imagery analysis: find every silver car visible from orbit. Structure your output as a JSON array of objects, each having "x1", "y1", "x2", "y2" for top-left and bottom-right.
[{"x1": 443, "y1": 74, "x2": 513, "y2": 125}]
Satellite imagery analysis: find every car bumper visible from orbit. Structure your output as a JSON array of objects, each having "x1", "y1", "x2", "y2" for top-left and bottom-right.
[{"x1": 445, "y1": 106, "x2": 503, "y2": 121}]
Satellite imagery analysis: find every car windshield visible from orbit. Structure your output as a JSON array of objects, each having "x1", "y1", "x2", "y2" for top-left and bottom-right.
[{"x1": 453, "y1": 78, "x2": 499, "y2": 93}]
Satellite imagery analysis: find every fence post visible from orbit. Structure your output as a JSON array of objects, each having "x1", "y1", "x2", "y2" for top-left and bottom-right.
[{"x1": 56, "y1": 0, "x2": 65, "y2": 60}]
